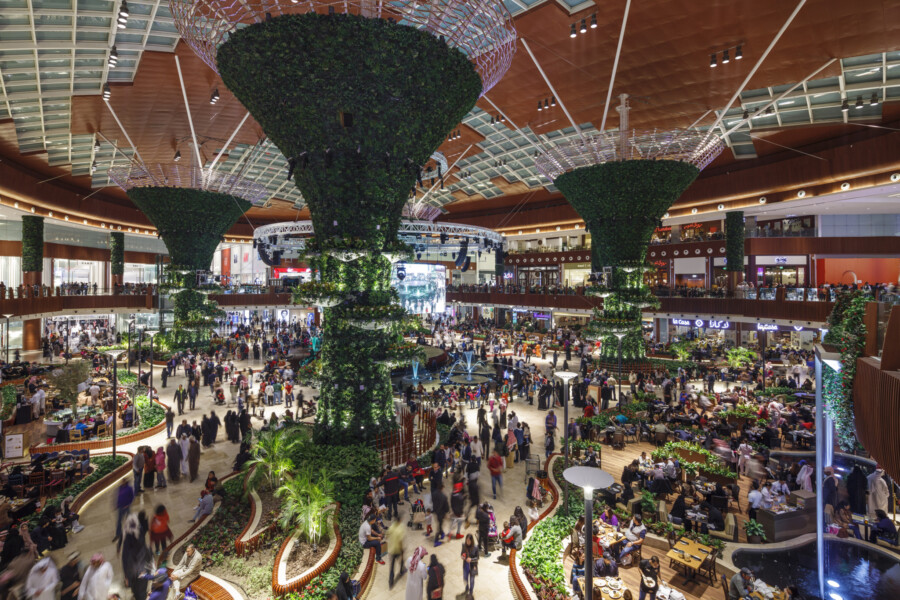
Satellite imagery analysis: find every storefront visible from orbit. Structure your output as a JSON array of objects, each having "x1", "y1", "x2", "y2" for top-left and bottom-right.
[
  {"x1": 673, "y1": 256, "x2": 708, "y2": 288},
  {"x1": 52, "y1": 259, "x2": 105, "y2": 287},
  {"x1": 562, "y1": 262, "x2": 591, "y2": 288},
  {"x1": 742, "y1": 323, "x2": 818, "y2": 351},
  {"x1": 123, "y1": 263, "x2": 158, "y2": 284},
  {"x1": 516, "y1": 265, "x2": 558, "y2": 289},
  {"x1": 752, "y1": 255, "x2": 808, "y2": 286},
  {"x1": 667, "y1": 317, "x2": 737, "y2": 348}
]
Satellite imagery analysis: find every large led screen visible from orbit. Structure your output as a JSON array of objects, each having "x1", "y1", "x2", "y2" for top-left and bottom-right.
[{"x1": 391, "y1": 264, "x2": 446, "y2": 315}]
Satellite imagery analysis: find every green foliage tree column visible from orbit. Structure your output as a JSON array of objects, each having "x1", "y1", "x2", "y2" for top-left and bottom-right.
[
  {"x1": 217, "y1": 12, "x2": 482, "y2": 444},
  {"x1": 110, "y1": 231, "x2": 125, "y2": 276},
  {"x1": 724, "y1": 211, "x2": 745, "y2": 272},
  {"x1": 555, "y1": 161, "x2": 700, "y2": 361},
  {"x1": 21, "y1": 215, "x2": 44, "y2": 273}
]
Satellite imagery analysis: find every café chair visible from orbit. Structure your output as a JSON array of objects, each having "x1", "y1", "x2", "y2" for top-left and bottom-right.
[
  {"x1": 727, "y1": 484, "x2": 742, "y2": 512},
  {"x1": 69, "y1": 429, "x2": 83, "y2": 442},
  {"x1": 720, "y1": 574, "x2": 730, "y2": 600},
  {"x1": 710, "y1": 494, "x2": 730, "y2": 513},
  {"x1": 96, "y1": 424, "x2": 108, "y2": 437},
  {"x1": 625, "y1": 425, "x2": 638, "y2": 443},
  {"x1": 8, "y1": 473, "x2": 25, "y2": 497},
  {"x1": 654, "y1": 431, "x2": 669, "y2": 446},
  {"x1": 27, "y1": 472, "x2": 44, "y2": 495},
  {"x1": 667, "y1": 530, "x2": 682, "y2": 571},
  {"x1": 700, "y1": 548, "x2": 718, "y2": 584},
  {"x1": 46, "y1": 469, "x2": 66, "y2": 495},
  {"x1": 612, "y1": 431, "x2": 626, "y2": 450}
]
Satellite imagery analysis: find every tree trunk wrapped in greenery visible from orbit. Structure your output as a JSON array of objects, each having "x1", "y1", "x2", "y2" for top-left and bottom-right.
[
  {"x1": 22, "y1": 215, "x2": 44, "y2": 273},
  {"x1": 109, "y1": 231, "x2": 125, "y2": 276},
  {"x1": 216, "y1": 12, "x2": 482, "y2": 444},
  {"x1": 555, "y1": 161, "x2": 699, "y2": 361},
  {"x1": 724, "y1": 211, "x2": 745, "y2": 272}
]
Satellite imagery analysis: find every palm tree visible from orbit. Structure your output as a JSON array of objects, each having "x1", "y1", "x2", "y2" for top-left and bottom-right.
[
  {"x1": 275, "y1": 469, "x2": 335, "y2": 551},
  {"x1": 243, "y1": 428, "x2": 304, "y2": 491}
]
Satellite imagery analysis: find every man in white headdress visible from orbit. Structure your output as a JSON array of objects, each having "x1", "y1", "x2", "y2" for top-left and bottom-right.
[
  {"x1": 179, "y1": 433, "x2": 190, "y2": 476},
  {"x1": 797, "y1": 460, "x2": 814, "y2": 492},
  {"x1": 78, "y1": 553, "x2": 112, "y2": 600},
  {"x1": 868, "y1": 465, "x2": 890, "y2": 518},
  {"x1": 26, "y1": 556, "x2": 59, "y2": 600},
  {"x1": 404, "y1": 546, "x2": 429, "y2": 600}
]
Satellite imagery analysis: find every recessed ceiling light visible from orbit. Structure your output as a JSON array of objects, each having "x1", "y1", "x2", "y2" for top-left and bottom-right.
[
  {"x1": 840, "y1": 182, "x2": 850, "y2": 191},
  {"x1": 691, "y1": 208, "x2": 698, "y2": 214},
  {"x1": 759, "y1": 197, "x2": 767, "y2": 204},
  {"x1": 556, "y1": 226, "x2": 561, "y2": 231},
  {"x1": 663, "y1": 212, "x2": 670, "y2": 218},
  {"x1": 84, "y1": 219, "x2": 88, "y2": 224},
  {"x1": 48, "y1": 211, "x2": 53, "y2": 216},
  {"x1": 891, "y1": 173, "x2": 900, "y2": 182},
  {"x1": 535, "y1": 228, "x2": 541, "y2": 233},
  {"x1": 797, "y1": 190, "x2": 806, "y2": 198},
  {"x1": 13, "y1": 202, "x2": 18, "y2": 208},
  {"x1": 717, "y1": 203, "x2": 725, "y2": 210},
  {"x1": 64, "y1": 215, "x2": 69, "y2": 221}
]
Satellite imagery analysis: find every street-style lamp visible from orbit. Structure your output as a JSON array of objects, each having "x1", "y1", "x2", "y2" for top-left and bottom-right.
[
  {"x1": 2, "y1": 314, "x2": 14, "y2": 363},
  {"x1": 104, "y1": 348, "x2": 127, "y2": 459},
  {"x1": 614, "y1": 332, "x2": 626, "y2": 405},
  {"x1": 564, "y1": 466, "x2": 615, "y2": 600},
  {"x1": 556, "y1": 370, "x2": 579, "y2": 517},
  {"x1": 126, "y1": 319, "x2": 136, "y2": 373},
  {"x1": 141, "y1": 330, "x2": 157, "y2": 429}
]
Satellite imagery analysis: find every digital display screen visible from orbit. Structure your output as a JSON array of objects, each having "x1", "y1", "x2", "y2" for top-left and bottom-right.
[{"x1": 391, "y1": 263, "x2": 446, "y2": 315}]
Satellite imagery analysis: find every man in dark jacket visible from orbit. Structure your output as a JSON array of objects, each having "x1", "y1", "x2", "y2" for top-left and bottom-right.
[
  {"x1": 173, "y1": 385, "x2": 187, "y2": 415},
  {"x1": 475, "y1": 502, "x2": 491, "y2": 557},
  {"x1": 381, "y1": 468, "x2": 400, "y2": 520},
  {"x1": 638, "y1": 556, "x2": 660, "y2": 600},
  {"x1": 431, "y1": 483, "x2": 449, "y2": 547}
]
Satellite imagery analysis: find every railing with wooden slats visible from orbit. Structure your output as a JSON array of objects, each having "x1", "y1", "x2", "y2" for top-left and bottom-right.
[
  {"x1": 374, "y1": 411, "x2": 437, "y2": 468},
  {"x1": 854, "y1": 358, "x2": 900, "y2": 484}
]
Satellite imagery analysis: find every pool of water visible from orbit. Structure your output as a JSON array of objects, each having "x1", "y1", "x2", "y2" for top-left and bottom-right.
[{"x1": 732, "y1": 539, "x2": 900, "y2": 600}]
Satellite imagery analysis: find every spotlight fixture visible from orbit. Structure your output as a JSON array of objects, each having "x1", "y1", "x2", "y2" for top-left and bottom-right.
[
  {"x1": 722, "y1": 49, "x2": 730, "y2": 64},
  {"x1": 550, "y1": 96, "x2": 556, "y2": 107},
  {"x1": 118, "y1": 0, "x2": 129, "y2": 18},
  {"x1": 710, "y1": 54, "x2": 717, "y2": 68},
  {"x1": 537, "y1": 100, "x2": 542, "y2": 112},
  {"x1": 870, "y1": 92, "x2": 879, "y2": 106},
  {"x1": 209, "y1": 89, "x2": 220, "y2": 105},
  {"x1": 570, "y1": 24, "x2": 576, "y2": 38},
  {"x1": 717, "y1": 203, "x2": 725, "y2": 210},
  {"x1": 840, "y1": 182, "x2": 850, "y2": 191},
  {"x1": 765, "y1": 106, "x2": 774, "y2": 114},
  {"x1": 691, "y1": 208, "x2": 698, "y2": 214},
  {"x1": 891, "y1": 173, "x2": 900, "y2": 182},
  {"x1": 543, "y1": 99, "x2": 549, "y2": 110},
  {"x1": 580, "y1": 19, "x2": 587, "y2": 34},
  {"x1": 759, "y1": 196, "x2": 767, "y2": 204},
  {"x1": 93, "y1": 141, "x2": 101, "y2": 152},
  {"x1": 797, "y1": 190, "x2": 806, "y2": 198},
  {"x1": 90, "y1": 160, "x2": 97, "y2": 173},
  {"x1": 173, "y1": 150, "x2": 181, "y2": 162},
  {"x1": 108, "y1": 45, "x2": 118, "y2": 68},
  {"x1": 735, "y1": 45, "x2": 743, "y2": 60},
  {"x1": 102, "y1": 83, "x2": 111, "y2": 100},
  {"x1": 590, "y1": 13, "x2": 597, "y2": 28},
  {"x1": 855, "y1": 95, "x2": 864, "y2": 109},
  {"x1": 663, "y1": 212, "x2": 670, "y2": 219},
  {"x1": 841, "y1": 99, "x2": 849, "y2": 112},
  {"x1": 742, "y1": 109, "x2": 749, "y2": 120}
]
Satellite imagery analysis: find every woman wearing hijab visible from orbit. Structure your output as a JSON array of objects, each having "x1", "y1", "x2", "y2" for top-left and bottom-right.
[
  {"x1": 155, "y1": 447, "x2": 166, "y2": 488},
  {"x1": 426, "y1": 554, "x2": 445, "y2": 600},
  {"x1": 334, "y1": 571, "x2": 354, "y2": 600},
  {"x1": 121, "y1": 514, "x2": 152, "y2": 600},
  {"x1": 143, "y1": 447, "x2": 155, "y2": 491},
  {"x1": 188, "y1": 436, "x2": 201, "y2": 482},
  {"x1": 166, "y1": 438, "x2": 182, "y2": 483},
  {"x1": 405, "y1": 547, "x2": 429, "y2": 600}
]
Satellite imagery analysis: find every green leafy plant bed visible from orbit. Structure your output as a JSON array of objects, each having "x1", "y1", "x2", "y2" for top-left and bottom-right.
[
  {"x1": 744, "y1": 519, "x2": 766, "y2": 542},
  {"x1": 652, "y1": 441, "x2": 737, "y2": 481},
  {"x1": 822, "y1": 291, "x2": 867, "y2": 452},
  {"x1": 1, "y1": 385, "x2": 17, "y2": 421},
  {"x1": 756, "y1": 387, "x2": 801, "y2": 399},
  {"x1": 290, "y1": 282, "x2": 346, "y2": 308},
  {"x1": 26, "y1": 455, "x2": 128, "y2": 526},
  {"x1": 519, "y1": 512, "x2": 578, "y2": 598},
  {"x1": 126, "y1": 187, "x2": 251, "y2": 273}
]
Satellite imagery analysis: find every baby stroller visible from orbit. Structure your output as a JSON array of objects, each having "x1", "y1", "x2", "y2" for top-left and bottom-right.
[
  {"x1": 526, "y1": 476, "x2": 549, "y2": 508},
  {"x1": 485, "y1": 502, "x2": 500, "y2": 550},
  {"x1": 408, "y1": 498, "x2": 426, "y2": 530}
]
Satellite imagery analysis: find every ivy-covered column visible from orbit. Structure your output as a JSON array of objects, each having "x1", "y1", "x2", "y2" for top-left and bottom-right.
[
  {"x1": 20, "y1": 215, "x2": 44, "y2": 350},
  {"x1": 216, "y1": 13, "x2": 485, "y2": 444},
  {"x1": 724, "y1": 211, "x2": 745, "y2": 296},
  {"x1": 110, "y1": 231, "x2": 125, "y2": 294},
  {"x1": 554, "y1": 161, "x2": 700, "y2": 361}
]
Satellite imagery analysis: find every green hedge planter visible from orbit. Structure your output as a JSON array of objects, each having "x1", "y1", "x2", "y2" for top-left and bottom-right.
[
  {"x1": 126, "y1": 187, "x2": 250, "y2": 272},
  {"x1": 22, "y1": 215, "x2": 44, "y2": 272},
  {"x1": 216, "y1": 12, "x2": 481, "y2": 243},
  {"x1": 555, "y1": 160, "x2": 700, "y2": 361},
  {"x1": 724, "y1": 211, "x2": 744, "y2": 272},
  {"x1": 110, "y1": 231, "x2": 125, "y2": 276}
]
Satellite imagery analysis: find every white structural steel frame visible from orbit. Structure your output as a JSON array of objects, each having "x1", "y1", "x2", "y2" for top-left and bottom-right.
[{"x1": 253, "y1": 220, "x2": 504, "y2": 249}]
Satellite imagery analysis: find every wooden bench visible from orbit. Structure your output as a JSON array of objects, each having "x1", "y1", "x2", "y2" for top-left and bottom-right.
[{"x1": 189, "y1": 575, "x2": 233, "y2": 600}]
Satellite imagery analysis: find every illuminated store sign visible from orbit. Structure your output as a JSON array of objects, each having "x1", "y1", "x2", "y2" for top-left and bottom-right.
[
  {"x1": 757, "y1": 323, "x2": 779, "y2": 331},
  {"x1": 671, "y1": 318, "x2": 730, "y2": 329}
]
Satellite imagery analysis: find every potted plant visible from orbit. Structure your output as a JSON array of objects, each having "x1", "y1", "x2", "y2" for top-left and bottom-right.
[
  {"x1": 640, "y1": 491, "x2": 657, "y2": 522},
  {"x1": 744, "y1": 519, "x2": 766, "y2": 543}
]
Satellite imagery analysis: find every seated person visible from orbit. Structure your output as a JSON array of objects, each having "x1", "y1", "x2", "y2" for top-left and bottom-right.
[
  {"x1": 869, "y1": 509, "x2": 898, "y2": 544},
  {"x1": 700, "y1": 500, "x2": 725, "y2": 532},
  {"x1": 617, "y1": 515, "x2": 646, "y2": 564},
  {"x1": 500, "y1": 520, "x2": 523, "y2": 556},
  {"x1": 570, "y1": 548, "x2": 586, "y2": 592},
  {"x1": 599, "y1": 506, "x2": 618, "y2": 528},
  {"x1": 593, "y1": 552, "x2": 619, "y2": 578}
]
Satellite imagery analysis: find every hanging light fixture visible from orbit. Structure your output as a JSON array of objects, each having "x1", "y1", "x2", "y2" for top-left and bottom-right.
[
  {"x1": 855, "y1": 95, "x2": 864, "y2": 109},
  {"x1": 90, "y1": 160, "x2": 97, "y2": 173},
  {"x1": 537, "y1": 100, "x2": 542, "y2": 112},
  {"x1": 209, "y1": 89, "x2": 220, "y2": 104},
  {"x1": 742, "y1": 109, "x2": 749, "y2": 120},
  {"x1": 722, "y1": 49, "x2": 730, "y2": 64},
  {"x1": 543, "y1": 99, "x2": 549, "y2": 110},
  {"x1": 102, "y1": 83, "x2": 111, "y2": 100},
  {"x1": 173, "y1": 150, "x2": 181, "y2": 162},
  {"x1": 117, "y1": 2, "x2": 128, "y2": 28},
  {"x1": 841, "y1": 99, "x2": 849, "y2": 112},
  {"x1": 570, "y1": 24, "x2": 576, "y2": 38},
  {"x1": 580, "y1": 19, "x2": 587, "y2": 34},
  {"x1": 710, "y1": 53, "x2": 717, "y2": 68},
  {"x1": 93, "y1": 140, "x2": 101, "y2": 152},
  {"x1": 870, "y1": 92, "x2": 879, "y2": 106},
  {"x1": 590, "y1": 13, "x2": 597, "y2": 28},
  {"x1": 550, "y1": 96, "x2": 556, "y2": 107},
  {"x1": 108, "y1": 45, "x2": 118, "y2": 68},
  {"x1": 735, "y1": 45, "x2": 743, "y2": 60}
]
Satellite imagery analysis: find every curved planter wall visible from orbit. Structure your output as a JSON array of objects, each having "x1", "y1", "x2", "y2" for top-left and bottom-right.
[
  {"x1": 510, "y1": 454, "x2": 561, "y2": 600},
  {"x1": 271, "y1": 503, "x2": 342, "y2": 595},
  {"x1": 29, "y1": 400, "x2": 170, "y2": 453},
  {"x1": 69, "y1": 450, "x2": 134, "y2": 514},
  {"x1": 234, "y1": 468, "x2": 281, "y2": 556}
]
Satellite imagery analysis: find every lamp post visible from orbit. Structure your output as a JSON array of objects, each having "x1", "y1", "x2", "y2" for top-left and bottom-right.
[
  {"x1": 556, "y1": 370, "x2": 579, "y2": 517},
  {"x1": 614, "y1": 332, "x2": 626, "y2": 406},
  {"x1": 564, "y1": 466, "x2": 615, "y2": 600},
  {"x1": 142, "y1": 330, "x2": 157, "y2": 429},
  {"x1": 126, "y1": 319, "x2": 135, "y2": 373},
  {"x1": 104, "y1": 348, "x2": 127, "y2": 459},
  {"x1": 135, "y1": 326, "x2": 145, "y2": 403},
  {"x1": 2, "y1": 314, "x2": 14, "y2": 363}
]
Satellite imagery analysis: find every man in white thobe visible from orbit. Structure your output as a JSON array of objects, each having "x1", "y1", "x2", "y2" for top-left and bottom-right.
[
  {"x1": 179, "y1": 433, "x2": 190, "y2": 476},
  {"x1": 26, "y1": 557, "x2": 59, "y2": 600},
  {"x1": 78, "y1": 554, "x2": 113, "y2": 600},
  {"x1": 868, "y1": 467, "x2": 890, "y2": 518}
]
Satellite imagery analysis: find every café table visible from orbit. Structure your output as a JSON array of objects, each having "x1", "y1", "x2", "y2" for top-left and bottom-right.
[
  {"x1": 666, "y1": 536, "x2": 713, "y2": 582},
  {"x1": 576, "y1": 576, "x2": 631, "y2": 600},
  {"x1": 749, "y1": 578, "x2": 787, "y2": 600}
]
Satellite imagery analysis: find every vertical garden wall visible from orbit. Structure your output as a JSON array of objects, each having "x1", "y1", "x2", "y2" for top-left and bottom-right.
[
  {"x1": 21, "y1": 215, "x2": 44, "y2": 273},
  {"x1": 555, "y1": 161, "x2": 700, "y2": 361},
  {"x1": 724, "y1": 211, "x2": 745, "y2": 274},
  {"x1": 216, "y1": 12, "x2": 482, "y2": 444},
  {"x1": 110, "y1": 231, "x2": 125, "y2": 276}
]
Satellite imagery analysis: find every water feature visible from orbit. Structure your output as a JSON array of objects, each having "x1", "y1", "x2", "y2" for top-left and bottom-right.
[
  {"x1": 732, "y1": 538, "x2": 900, "y2": 600},
  {"x1": 463, "y1": 350, "x2": 474, "y2": 381},
  {"x1": 441, "y1": 350, "x2": 494, "y2": 385}
]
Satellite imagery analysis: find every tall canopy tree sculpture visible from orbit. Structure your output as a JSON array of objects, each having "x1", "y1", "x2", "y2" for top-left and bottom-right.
[
  {"x1": 534, "y1": 95, "x2": 724, "y2": 362},
  {"x1": 171, "y1": 0, "x2": 516, "y2": 444}
]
